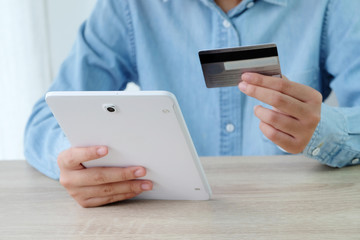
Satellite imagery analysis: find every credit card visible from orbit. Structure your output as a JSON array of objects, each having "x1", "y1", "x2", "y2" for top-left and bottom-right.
[{"x1": 199, "y1": 43, "x2": 282, "y2": 88}]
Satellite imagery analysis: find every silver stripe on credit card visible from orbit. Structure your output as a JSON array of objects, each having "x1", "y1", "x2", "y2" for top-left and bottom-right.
[{"x1": 224, "y1": 56, "x2": 279, "y2": 71}]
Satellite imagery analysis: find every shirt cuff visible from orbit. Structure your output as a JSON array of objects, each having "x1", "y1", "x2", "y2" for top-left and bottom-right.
[
  {"x1": 26, "y1": 131, "x2": 70, "y2": 180},
  {"x1": 303, "y1": 103, "x2": 360, "y2": 167}
]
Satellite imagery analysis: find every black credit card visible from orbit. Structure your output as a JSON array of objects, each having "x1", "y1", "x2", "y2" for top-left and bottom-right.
[{"x1": 199, "y1": 43, "x2": 282, "y2": 88}]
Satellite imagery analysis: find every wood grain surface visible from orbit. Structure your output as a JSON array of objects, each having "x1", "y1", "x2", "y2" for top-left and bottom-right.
[{"x1": 1, "y1": 155, "x2": 359, "y2": 239}]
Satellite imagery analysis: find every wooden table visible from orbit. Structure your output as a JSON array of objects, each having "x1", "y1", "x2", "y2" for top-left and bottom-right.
[{"x1": 1, "y1": 155, "x2": 359, "y2": 239}]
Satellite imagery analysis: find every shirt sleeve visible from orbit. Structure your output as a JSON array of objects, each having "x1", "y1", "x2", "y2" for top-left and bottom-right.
[
  {"x1": 24, "y1": 0, "x2": 137, "y2": 179},
  {"x1": 303, "y1": 0, "x2": 360, "y2": 167}
]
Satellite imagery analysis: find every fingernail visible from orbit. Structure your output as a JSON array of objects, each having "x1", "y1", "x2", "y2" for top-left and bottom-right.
[
  {"x1": 238, "y1": 81, "x2": 248, "y2": 92},
  {"x1": 134, "y1": 168, "x2": 145, "y2": 177},
  {"x1": 242, "y1": 73, "x2": 252, "y2": 82},
  {"x1": 141, "y1": 183, "x2": 152, "y2": 191},
  {"x1": 97, "y1": 147, "x2": 107, "y2": 156}
]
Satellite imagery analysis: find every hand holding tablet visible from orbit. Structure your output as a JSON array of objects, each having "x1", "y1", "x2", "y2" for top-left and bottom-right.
[
  {"x1": 56, "y1": 145, "x2": 153, "y2": 207},
  {"x1": 46, "y1": 91, "x2": 212, "y2": 205}
]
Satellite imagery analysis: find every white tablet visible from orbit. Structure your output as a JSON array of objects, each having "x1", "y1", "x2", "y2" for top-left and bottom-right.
[{"x1": 45, "y1": 91, "x2": 212, "y2": 200}]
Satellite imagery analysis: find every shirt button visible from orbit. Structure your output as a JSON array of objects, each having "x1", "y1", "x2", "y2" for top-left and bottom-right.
[
  {"x1": 246, "y1": 1, "x2": 255, "y2": 9},
  {"x1": 312, "y1": 147, "x2": 320, "y2": 156},
  {"x1": 226, "y1": 123, "x2": 235, "y2": 133},
  {"x1": 223, "y1": 19, "x2": 231, "y2": 28},
  {"x1": 351, "y1": 158, "x2": 359, "y2": 165}
]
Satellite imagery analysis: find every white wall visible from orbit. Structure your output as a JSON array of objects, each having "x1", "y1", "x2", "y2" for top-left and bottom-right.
[
  {"x1": 0, "y1": 0, "x2": 51, "y2": 160},
  {"x1": 0, "y1": 0, "x2": 96, "y2": 160}
]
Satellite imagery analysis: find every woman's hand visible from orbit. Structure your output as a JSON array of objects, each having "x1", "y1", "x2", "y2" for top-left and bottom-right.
[
  {"x1": 238, "y1": 73, "x2": 322, "y2": 154},
  {"x1": 57, "y1": 146, "x2": 153, "y2": 207}
]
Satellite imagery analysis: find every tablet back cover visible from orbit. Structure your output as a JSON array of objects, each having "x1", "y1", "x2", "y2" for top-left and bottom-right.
[{"x1": 46, "y1": 91, "x2": 211, "y2": 200}]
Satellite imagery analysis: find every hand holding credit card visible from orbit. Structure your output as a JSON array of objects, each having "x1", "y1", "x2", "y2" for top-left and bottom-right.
[{"x1": 199, "y1": 43, "x2": 281, "y2": 88}]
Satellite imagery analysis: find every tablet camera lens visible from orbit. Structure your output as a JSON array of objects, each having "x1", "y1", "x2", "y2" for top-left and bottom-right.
[
  {"x1": 107, "y1": 106, "x2": 116, "y2": 112},
  {"x1": 103, "y1": 104, "x2": 117, "y2": 113}
]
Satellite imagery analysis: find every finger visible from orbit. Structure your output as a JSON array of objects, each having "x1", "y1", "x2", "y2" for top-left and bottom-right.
[
  {"x1": 71, "y1": 180, "x2": 153, "y2": 199},
  {"x1": 254, "y1": 105, "x2": 301, "y2": 137},
  {"x1": 239, "y1": 81, "x2": 309, "y2": 119},
  {"x1": 67, "y1": 166, "x2": 148, "y2": 186},
  {"x1": 259, "y1": 121, "x2": 300, "y2": 154},
  {"x1": 79, "y1": 192, "x2": 141, "y2": 208},
  {"x1": 58, "y1": 146, "x2": 108, "y2": 170},
  {"x1": 241, "y1": 73, "x2": 322, "y2": 103}
]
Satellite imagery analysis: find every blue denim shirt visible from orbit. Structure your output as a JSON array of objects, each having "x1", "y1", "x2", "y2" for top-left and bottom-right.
[{"x1": 25, "y1": 0, "x2": 360, "y2": 179}]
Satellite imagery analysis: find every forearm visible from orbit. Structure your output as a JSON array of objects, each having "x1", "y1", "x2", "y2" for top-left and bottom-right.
[{"x1": 24, "y1": 98, "x2": 70, "y2": 179}]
